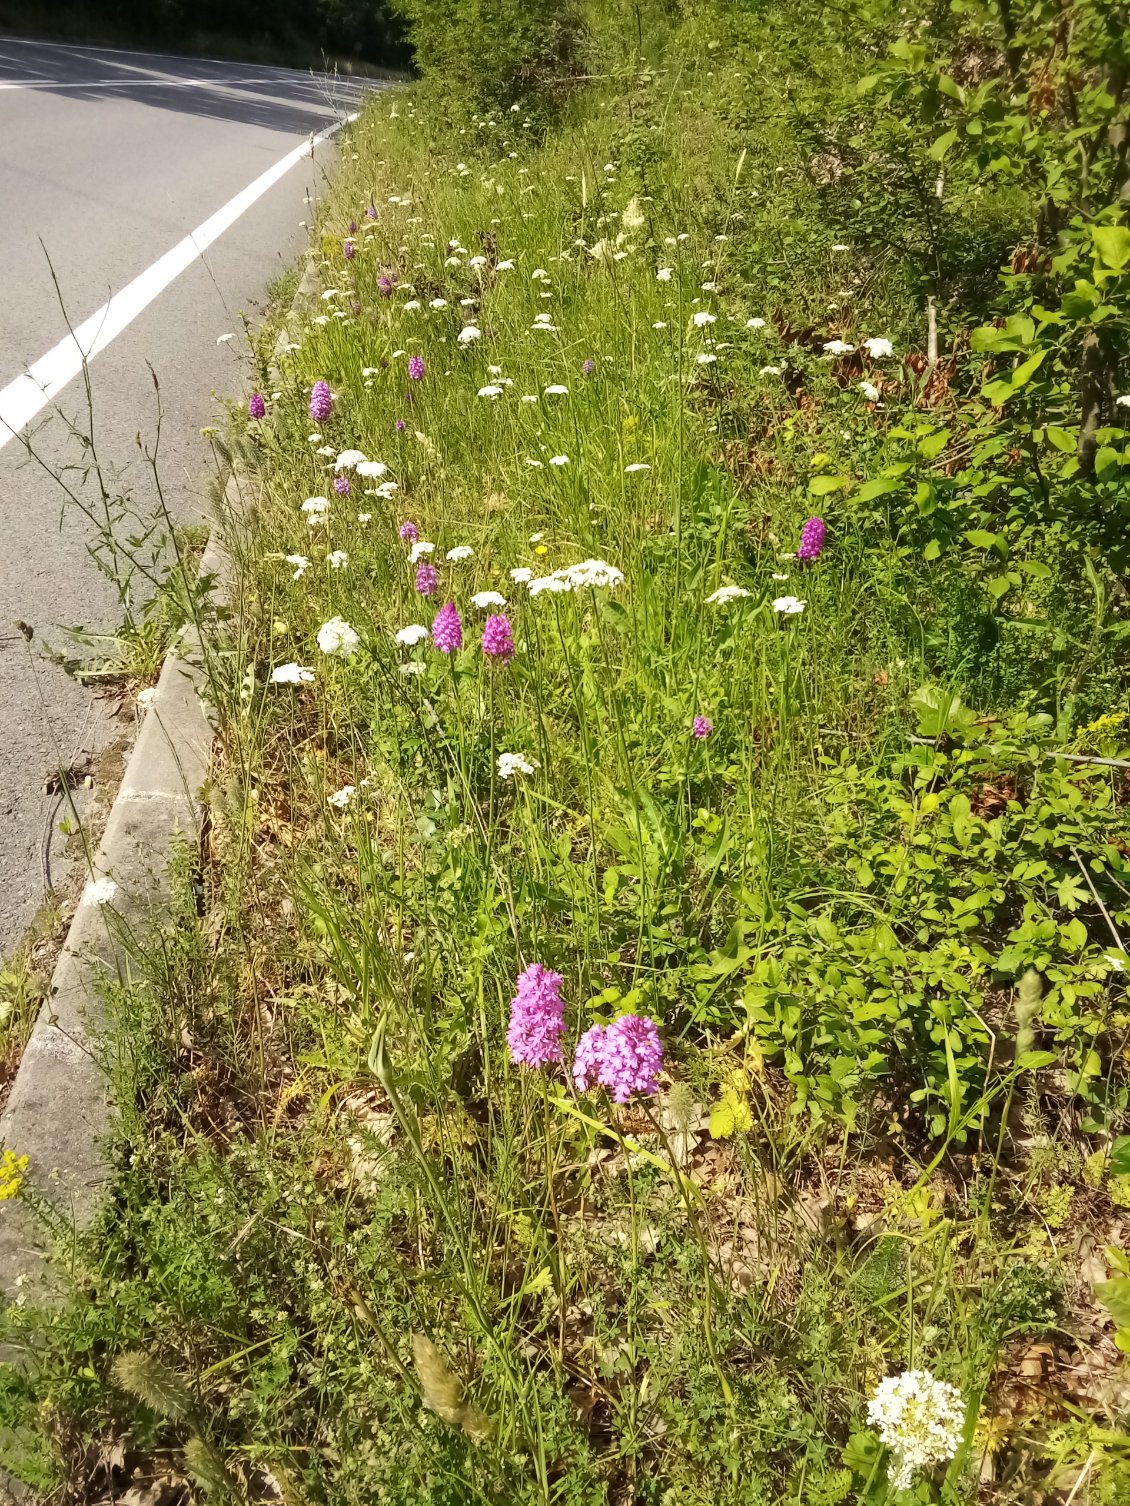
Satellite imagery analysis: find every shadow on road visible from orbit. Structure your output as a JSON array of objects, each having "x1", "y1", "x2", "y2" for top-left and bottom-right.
[{"x1": 0, "y1": 36, "x2": 383, "y2": 134}]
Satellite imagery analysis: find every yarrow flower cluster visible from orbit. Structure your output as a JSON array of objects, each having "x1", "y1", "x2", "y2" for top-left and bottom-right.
[
  {"x1": 866, "y1": 1371, "x2": 964, "y2": 1492},
  {"x1": 432, "y1": 600, "x2": 463, "y2": 653},
  {"x1": 796, "y1": 516, "x2": 826, "y2": 562},
  {"x1": 481, "y1": 613, "x2": 515, "y2": 662},
  {"x1": 507, "y1": 963, "x2": 566, "y2": 1067},
  {"x1": 572, "y1": 1016, "x2": 664, "y2": 1102},
  {"x1": 498, "y1": 751, "x2": 538, "y2": 779},
  {"x1": 309, "y1": 380, "x2": 333, "y2": 422}
]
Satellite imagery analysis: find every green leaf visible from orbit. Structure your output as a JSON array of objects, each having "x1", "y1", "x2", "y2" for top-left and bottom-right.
[
  {"x1": 852, "y1": 477, "x2": 902, "y2": 501},
  {"x1": 1093, "y1": 225, "x2": 1130, "y2": 273},
  {"x1": 1016, "y1": 1050, "x2": 1057, "y2": 1071},
  {"x1": 1045, "y1": 425, "x2": 1076, "y2": 452},
  {"x1": 1061, "y1": 281, "x2": 1100, "y2": 319},
  {"x1": 809, "y1": 474, "x2": 850, "y2": 495},
  {"x1": 924, "y1": 538, "x2": 942, "y2": 561},
  {"x1": 1111, "y1": 1137, "x2": 1130, "y2": 1176},
  {"x1": 910, "y1": 684, "x2": 976, "y2": 739},
  {"x1": 982, "y1": 378, "x2": 1016, "y2": 406},
  {"x1": 1011, "y1": 348, "x2": 1048, "y2": 387},
  {"x1": 1096, "y1": 1278, "x2": 1130, "y2": 1329},
  {"x1": 986, "y1": 575, "x2": 1012, "y2": 600},
  {"x1": 964, "y1": 529, "x2": 1005, "y2": 552},
  {"x1": 917, "y1": 427, "x2": 950, "y2": 459},
  {"x1": 929, "y1": 127, "x2": 958, "y2": 160},
  {"x1": 1096, "y1": 446, "x2": 1120, "y2": 477},
  {"x1": 970, "y1": 315, "x2": 1033, "y2": 353}
]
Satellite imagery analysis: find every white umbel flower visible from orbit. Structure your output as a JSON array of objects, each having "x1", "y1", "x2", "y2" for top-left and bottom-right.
[
  {"x1": 498, "y1": 752, "x2": 539, "y2": 779},
  {"x1": 395, "y1": 624, "x2": 428, "y2": 646},
  {"x1": 471, "y1": 591, "x2": 507, "y2": 609},
  {"x1": 528, "y1": 574, "x2": 571, "y2": 596},
  {"x1": 446, "y1": 545, "x2": 474, "y2": 561},
  {"x1": 557, "y1": 559, "x2": 624, "y2": 591},
  {"x1": 706, "y1": 585, "x2": 751, "y2": 605},
  {"x1": 409, "y1": 540, "x2": 435, "y2": 564},
  {"x1": 862, "y1": 336, "x2": 894, "y2": 358},
  {"x1": 334, "y1": 449, "x2": 367, "y2": 470},
  {"x1": 822, "y1": 339, "x2": 855, "y2": 355},
  {"x1": 355, "y1": 459, "x2": 389, "y2": 479},
  {"x1": 81, "y1": 877, "x2": 118, "y2": 906},
  {"x1": 867, "y1": 1371, "x2": 964, "y2": 1492},
  {"x1": 317, "y1": 616, "x2": 360, "y2": 658},
  {"x1": 692, "y1": 311, "x2": 717, "y2": 327},
  {"x1": 457, "y1": 325, "x2": 482, "y2": 345},
  {"x1": 326, "y1": 550, "x2": 349, "y2": 570},
  {"x1": 271, "y1": 662, "x2": 315, "y2": 684},
  {"x1": 510, "y1": 567, "x2": 534, "y2": 584},
  {"x1": 327, "y1": 785, "x2": 355, "y2": 809},
  {"x1": 772, "y1": 595, "x2": 806, "y2": 615}
]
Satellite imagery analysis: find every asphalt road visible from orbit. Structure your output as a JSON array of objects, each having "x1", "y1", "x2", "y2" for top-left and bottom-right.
[{"x1": 0, "y1": 37, "x2": 378, "y2": 955}]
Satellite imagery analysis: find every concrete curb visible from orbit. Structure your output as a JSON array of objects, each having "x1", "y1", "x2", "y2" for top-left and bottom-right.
[
  {"x1": 0, "y1": 542, "x2": 221, "y2": 1300},
  {"x1": 0, "y1": 245, "x2": 325, "y2": 1304}
]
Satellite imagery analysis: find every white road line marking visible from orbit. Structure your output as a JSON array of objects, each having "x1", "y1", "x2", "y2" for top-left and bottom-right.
[{"x1": 0, "y1": 112, "x2": 356, "y2": 452}]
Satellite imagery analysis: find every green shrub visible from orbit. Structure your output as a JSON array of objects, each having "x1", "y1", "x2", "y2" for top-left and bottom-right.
[{"x1": 392, "y1": 0, "x2": 587, "y2": 118}]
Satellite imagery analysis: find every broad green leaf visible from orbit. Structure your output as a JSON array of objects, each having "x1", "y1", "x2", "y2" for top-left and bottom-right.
[
  {"x1": 1061, "y1": 281, "x2": 1100, "y2": 319},
  {"x1": 917, "y1": 427, "x2": 950, "y2": 459},
  {"x1": 964, "y1": 529, "x2": 1004, "y2": 552},
  {"x1": 1011, "y1": 348, "x2": 1048, "y2": 387},
  {"x1": 1093, "y1": 225, "x2": 1130, "y2": 273},
  {"x1": 910, "y1": 684, "x2": 976, "y2": 739},
  {"x1": 929, "y1": 128, "x2": 958, "y2": 160},
  {"x1": 1016, "y1": 1050, "x2": 1057, "y2": 1071},
  {"x1": 1096, "y1": 1279, "x2": 1130, "y2": 1329},
  {"x1": 924, "y1": 538, "x2": 942, "y2": 561},
  {"x1": 809, "y1": 474, "x2": 849, "y2": 495},
  {"x1": 1045, "y1": 425, "x2": 1075, "y2": 452},
  {"x1": 1095, "y1": 447, "x2": 1120, "y2": 477},
  {"x1": 982, "y1": 378, "x2": 1016, "y2": 406},
  {"x1": 1111, "y1": 1137, "x2": 1130, "y2": 1176},
  {"x1": 853, "y1": 477, "x2": 902, "y2": 501},
  {"x1": 986, "y1": 575, "x2": 1012, "y2": 600}
]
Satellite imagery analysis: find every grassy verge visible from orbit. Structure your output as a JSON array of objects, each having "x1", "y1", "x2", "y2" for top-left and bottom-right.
[{"x1": 2, "y1": 4, "x2": 1129, "y2": 1503}]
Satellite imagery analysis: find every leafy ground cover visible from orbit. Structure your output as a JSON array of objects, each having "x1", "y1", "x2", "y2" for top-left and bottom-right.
[{"x1": 3, "y1": 2, "x2": 1130, "y2": 1502}]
